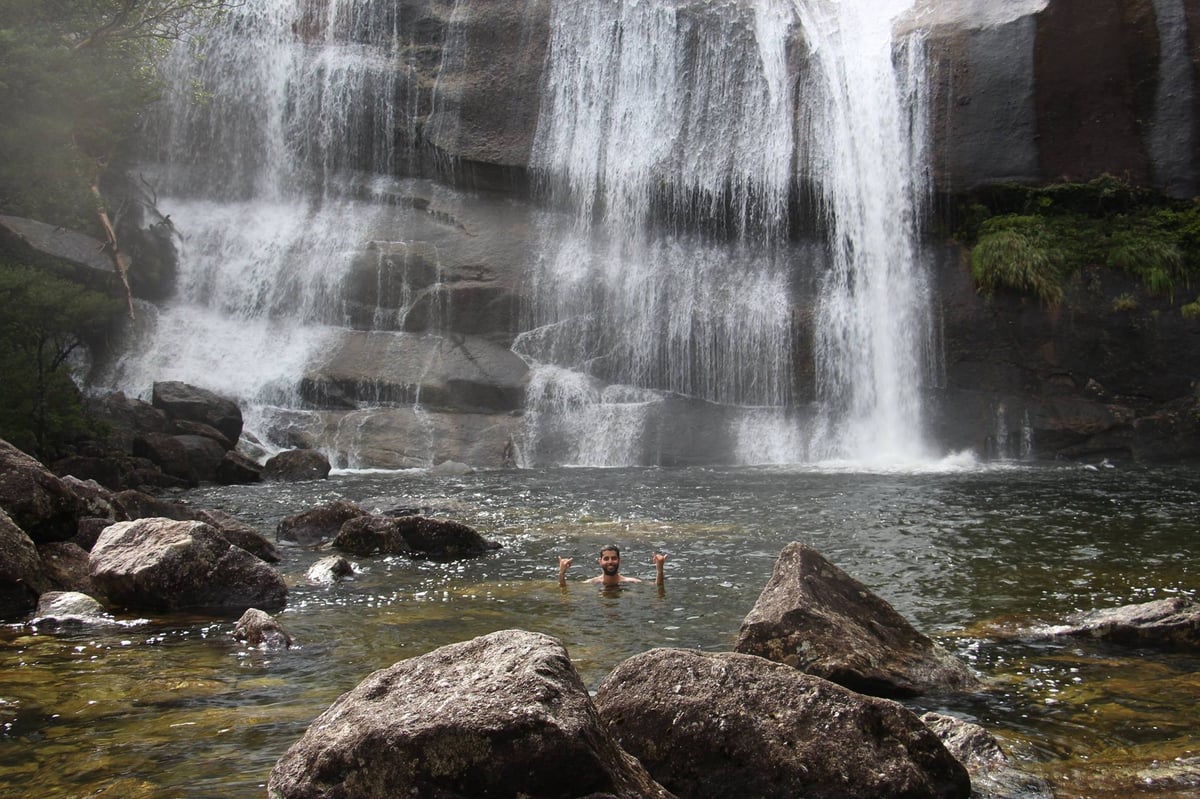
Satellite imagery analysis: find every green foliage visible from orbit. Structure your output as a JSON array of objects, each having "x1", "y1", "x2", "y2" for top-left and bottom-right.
[
  {"x1": 0, "y1": 1, "x2": 227, "y2": 230},
  {"x1": 1182, "y1": 297, "x2": 1200, "y2": 320},
  {"x1": 1111, "y1": 293, "x2": 1139, "y2": 312},
  {"x1": 960, "y1": 176, "x2": 1200, "y2": 305},
  {"x1": 0, "y1": 262, "x2": 123, "y2": 459},
  {"x1": 970, "y1": 228, "x2": 1065, "y2": 306}
]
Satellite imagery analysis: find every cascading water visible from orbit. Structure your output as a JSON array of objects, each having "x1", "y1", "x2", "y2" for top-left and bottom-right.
[
  {"x1": 519, "y1": 0, "x2": 935, "y2": 466},
  {"x1": 97, "y1": 0, "x2": 418, "y2": 456},
  {"x1": 99, "y1": 0, "x2": 938, "y2": 469}
]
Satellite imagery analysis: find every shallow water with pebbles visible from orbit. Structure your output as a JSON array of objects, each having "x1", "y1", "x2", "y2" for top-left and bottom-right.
[{"x1": 1, "y1": 462, "x2": 1196, "y2": 797}]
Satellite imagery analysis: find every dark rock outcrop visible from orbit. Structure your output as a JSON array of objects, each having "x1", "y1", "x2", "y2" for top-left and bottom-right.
[
  {"x1": 89, "y1": 518, "x2": 287, "y2": 613},
  {"x1": 151, "y1": 381, "x2": 243, "y2": 445},
  {"x1": 268, "y1": 629, "x2": 675, "y2": 799},
  {"x1": 263, "y1": 449, "x2": 332, "y2": 482},
  {"x1": 277, "y1": 500, "x2": 368, "y2": 546},
  {"x1": 334, "y1": 514, "x2": 499, "y2": 559},
  {"x1": 215, "y1": 450, "x2": 262, "y2": 485},
  {"x1": 0, "y1": 508, "x2": 47, "y2": 618},
  {"x1": 596, "y1": 648, "x2": 971, "y2": 799},
  {"x1": 734, "y1": 543, "x2": 979, "y2": 697},
  {"x1": 0, "y1": 439, "x2": 89, "y2": 543},
  {"x1": 232, "y1": 608, "x2": 293, "y2": 649},
  {"x1": 1040, "y1": 596, "x2": 1200, "y2": 651},
  {"x1": 37, "y1": 541, "x2": 96, "y2": 594}
]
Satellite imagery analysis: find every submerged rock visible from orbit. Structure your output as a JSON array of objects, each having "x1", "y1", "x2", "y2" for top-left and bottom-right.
[
  {"x1": 920, "y1": 712, "x2": 1053, "y2": 799},
  {"x1": 233, "y1": 608, "x2": 293, "y2": 649},
  {"x1": 89, "y1": 518, "x2": 287, "y2": 613},
  {"x1": 734, "y1": 542, "x2": 979, "y2": 697},
  {"x1": 306, "y1": 555, "x2": 355, "y2": 583},
  {"x1": 269, "y1": 629, "x2": 675, "y2": 799},
  {"x1": 1041, "y1": 597, "x2": 1200, "y2": 651},
  {"x1": 596, "y1": 648, "x2": 970, "y2": 799}
]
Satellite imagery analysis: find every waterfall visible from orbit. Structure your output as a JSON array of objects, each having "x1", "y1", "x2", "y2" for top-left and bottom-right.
[
  {"x1": 520, "y1": 0, "x2": 934, "y2": 466},
  {"x1": 799, "y1": 0, "x2": 934, "y2": 462},
  {"x1": 98, "y1": 0, "x2": 415, "y2": 455},
  {"x1": 99, "y1": 0, "x2": 938, "y2": 469}
]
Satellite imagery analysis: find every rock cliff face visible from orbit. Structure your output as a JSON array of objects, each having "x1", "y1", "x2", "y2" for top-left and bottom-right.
[{"x1": 103, "y1": 0, "x2": 1199, "y2": 465}]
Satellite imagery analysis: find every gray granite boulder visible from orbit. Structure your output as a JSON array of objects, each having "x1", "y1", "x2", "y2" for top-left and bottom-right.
[
  {"x1": 596, "y1": 648, "x2": 970, "y2": 799},
  {"x1": 89, "y1": 518, "x2": 286, "y2": 613},
  {"x1": 269, "y1": 629, "x2": 675, "y2": 799},
  {"x1": 735, "y1": 543, "x2": 979, "y2": 697},
  {"x1": 333, "y1": 514, "x2": 499, "y2": 559},
  {"x1": 921, "y1": 712, "x2": 1053, "y2": 799},
  {"x1": 1042, "y1": 597, "x2": 1200, "y2": 651},
  {"x1": 0, "y1": 438, "x2": 89, "y2": 543},
  {"x1": 31, "y1": 591, "x2": 116, "y2": 628}
]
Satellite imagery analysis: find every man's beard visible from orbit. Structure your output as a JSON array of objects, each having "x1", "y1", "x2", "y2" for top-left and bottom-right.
[{"x1": 602, "y1": 563, "x2": 619, "y2": 576}]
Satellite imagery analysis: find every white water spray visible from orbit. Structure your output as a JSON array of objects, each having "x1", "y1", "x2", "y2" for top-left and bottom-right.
[{"x1": 522, "y1": 0, "x2": 934, "y2": 465}]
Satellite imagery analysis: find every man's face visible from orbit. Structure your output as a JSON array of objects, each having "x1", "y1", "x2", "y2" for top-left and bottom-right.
[{"x1": 598, "y1": 549, "x2": 620, "y2": 576}]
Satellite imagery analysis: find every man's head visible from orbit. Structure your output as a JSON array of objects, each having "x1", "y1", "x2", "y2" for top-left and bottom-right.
[{"x1": 598, "y1": 545, "x2": 621, "y2": 576}]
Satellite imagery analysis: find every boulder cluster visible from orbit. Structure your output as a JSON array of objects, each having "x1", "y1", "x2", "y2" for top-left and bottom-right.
[
  {"x1": 70, "y1": 380, "x2": 333, "y2": 491},
  {"x1": 4, "y1": 415, "x2": 1197, "y2": 798}
]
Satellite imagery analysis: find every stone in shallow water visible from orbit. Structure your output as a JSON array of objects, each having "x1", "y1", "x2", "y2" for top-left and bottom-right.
[
  {"x1": 268, "y1": 629, "x2": 674, "y2": 799},
  {"x1": 734, "y1": 542, "x2": 979, "y2": 697},
  {"x1": 1042, "y1": 597, "x2": 1200, "y2": 652},
  {"x1": 596, "y1": 648, "x2": 971, "y2": 799}
]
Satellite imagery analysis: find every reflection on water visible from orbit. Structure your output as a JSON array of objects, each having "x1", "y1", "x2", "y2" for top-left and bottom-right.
[{"x1": 0, "y1": 464, "x2": 1196, "y2": 797}]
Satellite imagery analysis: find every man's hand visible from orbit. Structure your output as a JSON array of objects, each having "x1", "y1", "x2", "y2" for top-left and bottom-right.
[
  {"x1": 653, "y1": 552, "x2": 667, "y2": 585},
  {"x1": 558, "y1": 556, "x2": 573, "y2": 586}
]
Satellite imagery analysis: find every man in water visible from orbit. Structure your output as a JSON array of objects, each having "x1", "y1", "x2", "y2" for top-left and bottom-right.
[{"x1": 558, "y1": 544, "x2": 667, "y2": 587}]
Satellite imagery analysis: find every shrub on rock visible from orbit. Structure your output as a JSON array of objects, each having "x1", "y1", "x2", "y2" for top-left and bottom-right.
[
  {"x1": 595, "y1": 648, "x2": 971, "y2": 799},
  {"x1": 268, "y1": 629, "x2": 675, "y2": 799}
]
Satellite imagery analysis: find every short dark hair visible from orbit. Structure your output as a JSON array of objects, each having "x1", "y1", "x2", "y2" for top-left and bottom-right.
[{"x1": 599, "y1": 544, "x2": 621, "y2": 556}]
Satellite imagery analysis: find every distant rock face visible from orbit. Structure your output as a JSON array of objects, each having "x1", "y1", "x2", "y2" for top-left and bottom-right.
[
  {"x1": 89, "y1": 518, "x2": 287, "y2": 613},
  {"x1": 595, "y1": 648, "x2": 971, "y2": 799},
  {"x1": 734, "y1": 543, "x2": 979, "y2": 697},
  {"x1": 268, "y1": 629, "x2": 675, "y2": 799}
]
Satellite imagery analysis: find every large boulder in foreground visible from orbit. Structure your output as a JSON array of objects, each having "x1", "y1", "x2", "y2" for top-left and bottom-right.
[
  {"x1": 734, "y1": 543, "x2": 978, "y2": 697},
  {"x1": 596, "y1": 648, "x2": 970, "y2": 799},
  {"x1": 1041, "y1": 597, "x2": 1200, "y2": 651},
  {"x1": 268, "y1": 630, "x2": 675, "y2": 799},
  {"x1": 89, "y1": 518, "x2": 287, "y2": 613}
]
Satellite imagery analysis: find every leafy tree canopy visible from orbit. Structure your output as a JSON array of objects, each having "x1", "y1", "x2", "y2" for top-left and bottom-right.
[
  {"x1": 0, "y1": 1, "x2": 229, "y2": 231},
  {"x1": 0, "y1": 262, "x2": 123, "y2": 459}
]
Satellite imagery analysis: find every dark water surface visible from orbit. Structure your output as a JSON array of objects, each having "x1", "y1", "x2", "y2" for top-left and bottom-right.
[{"x1": 1, "y1": 462, "x2": 1197, "y2": 797}]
